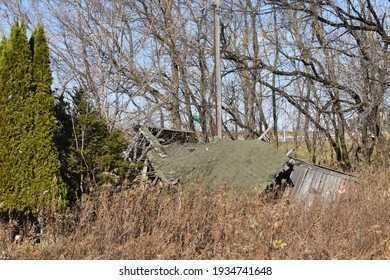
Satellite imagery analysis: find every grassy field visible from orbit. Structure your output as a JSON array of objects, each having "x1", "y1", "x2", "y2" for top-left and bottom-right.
[{"x1": 1, "y1": 163, "x2": 390, "y2": 260}]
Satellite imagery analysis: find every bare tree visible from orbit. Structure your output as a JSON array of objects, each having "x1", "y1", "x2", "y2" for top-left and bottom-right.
[
  {"x1": 1, "y1": 0, "x2": 388, "y2": 168},
  {"x1": 221, "y1": 0, "x2": 389, "y2": 169}
]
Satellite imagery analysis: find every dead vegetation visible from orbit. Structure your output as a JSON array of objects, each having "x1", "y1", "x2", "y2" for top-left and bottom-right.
[{"x1": 1, "y1": 164, "x2": 390, "y2": 260}]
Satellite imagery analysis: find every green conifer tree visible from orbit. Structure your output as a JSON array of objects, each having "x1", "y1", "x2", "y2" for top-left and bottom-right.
[
  {"x1": 0, "y1": 20, "x2": 34, "y2": 213},
  {"x1": 29, "y1": 23, "x2": 68, "y2": 211},
  {"x1": 0, "y1": 21, "x2": 67, "y2": 214},
  {"x1": 66, "y1": 89, "x2": 128, "y2": 196}
]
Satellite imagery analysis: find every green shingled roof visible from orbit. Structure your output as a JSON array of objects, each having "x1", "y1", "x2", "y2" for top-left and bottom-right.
[{"x1": 147, "y1": 139, "x2": 289, "y2": 191}]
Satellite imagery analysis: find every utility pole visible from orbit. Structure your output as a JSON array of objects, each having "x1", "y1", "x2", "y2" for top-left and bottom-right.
[{"x1": 214, "y1": 0, "x2": 222, "y2": 139}]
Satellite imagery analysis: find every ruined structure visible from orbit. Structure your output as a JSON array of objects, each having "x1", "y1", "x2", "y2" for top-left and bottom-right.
[{"x1": 126, "y1": 126, "x2": 356, "y2": 202}]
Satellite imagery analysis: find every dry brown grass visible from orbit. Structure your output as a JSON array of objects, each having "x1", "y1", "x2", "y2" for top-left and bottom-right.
[{"x1": 1, "y1": 164, "x2": 390, "y2": 260}]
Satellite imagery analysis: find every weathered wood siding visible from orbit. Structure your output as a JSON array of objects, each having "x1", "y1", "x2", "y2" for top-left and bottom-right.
[{"x1": 288, "y1": 158, "x2": 355, "y2": 204}]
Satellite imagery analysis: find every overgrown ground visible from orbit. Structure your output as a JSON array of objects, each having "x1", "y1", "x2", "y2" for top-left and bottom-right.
[{"x1": 1, "y1": 164, "x2": 390, "y2": 260}]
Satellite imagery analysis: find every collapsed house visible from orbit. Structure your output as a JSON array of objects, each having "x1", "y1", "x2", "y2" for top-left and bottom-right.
[{"x1": 125, "y1": 126, "x2": 355, "y2": 203}]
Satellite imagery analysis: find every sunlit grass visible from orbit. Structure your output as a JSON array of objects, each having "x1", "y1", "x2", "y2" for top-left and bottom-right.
[{"x1": 1, "y1": 163, "x2": 390, "y2": 260}]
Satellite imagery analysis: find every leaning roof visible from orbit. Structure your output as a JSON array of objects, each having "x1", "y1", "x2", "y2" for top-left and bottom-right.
[
  {"x1": 147, "y1": 139, "x2": 289, "y2": 191},
  {"x1": 130, "y1": 126, "x2": 356, "y2": 201}
]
